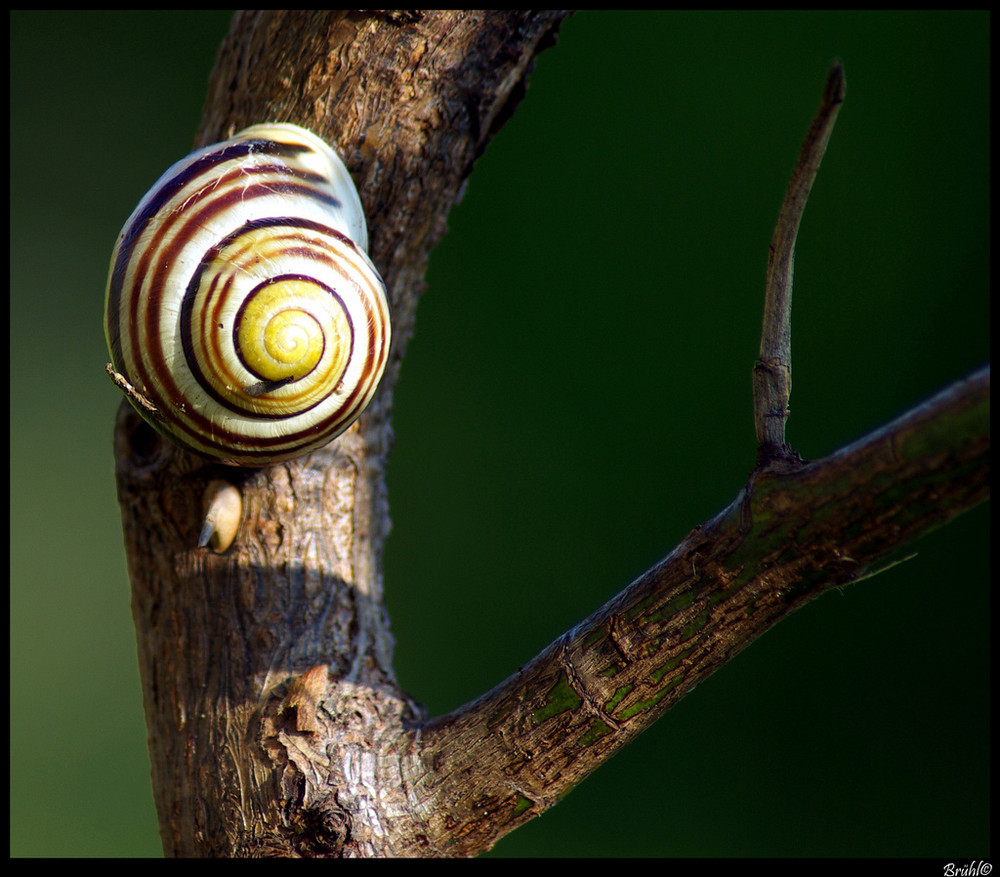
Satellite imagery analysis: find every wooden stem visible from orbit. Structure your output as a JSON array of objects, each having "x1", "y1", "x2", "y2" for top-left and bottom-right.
[{"x1": 753, "y1": 61, "x2": 846, "y2": 462}]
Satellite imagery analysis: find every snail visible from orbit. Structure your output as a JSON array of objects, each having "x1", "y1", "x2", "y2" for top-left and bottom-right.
[
  {"x1": 104, "y1": 122, "x2": 390, "y2": 467},
  {"x1": 198, "y1": 479, "x2": 243, "y2": 553}
]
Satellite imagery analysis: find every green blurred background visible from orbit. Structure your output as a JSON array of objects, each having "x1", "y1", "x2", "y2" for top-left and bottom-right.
[{"x1": 10, "y1": 11, "x2": 988, "y2": 858}]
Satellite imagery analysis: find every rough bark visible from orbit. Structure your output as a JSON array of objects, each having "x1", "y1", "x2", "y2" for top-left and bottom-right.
[{"x1": 109, "y1": 10, "x2": 989, "y2": 857}]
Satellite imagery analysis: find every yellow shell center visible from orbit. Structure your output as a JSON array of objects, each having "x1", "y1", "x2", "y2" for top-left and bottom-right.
[{"x1": 236, "y1": 279, "x2": 351, "y2": 387}]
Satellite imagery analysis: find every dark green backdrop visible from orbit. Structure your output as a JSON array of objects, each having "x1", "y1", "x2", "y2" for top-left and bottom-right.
[{"x1": 11, "y1": 11, "x2": 988, "y2": 857}]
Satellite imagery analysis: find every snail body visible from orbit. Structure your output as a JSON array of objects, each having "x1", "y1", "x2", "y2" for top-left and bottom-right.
[{"x1": 104, "y1": 123, "x2": 390, "y2": 466}]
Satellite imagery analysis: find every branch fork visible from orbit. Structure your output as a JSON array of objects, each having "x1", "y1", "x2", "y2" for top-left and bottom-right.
[{"x1": 112, "y1": 24, "x2": 989, "y2": 855}]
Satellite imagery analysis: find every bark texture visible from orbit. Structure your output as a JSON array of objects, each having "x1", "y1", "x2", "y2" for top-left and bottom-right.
[{"x1": 110, "y1": 10, "x2": 989, "y2": 857}]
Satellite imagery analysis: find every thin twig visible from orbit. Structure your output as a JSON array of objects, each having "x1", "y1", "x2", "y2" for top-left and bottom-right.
[{"x1": 753, "y1": 61, "x2": 846, "y2": 461}]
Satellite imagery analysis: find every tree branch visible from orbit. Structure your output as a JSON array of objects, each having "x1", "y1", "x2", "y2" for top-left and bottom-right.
[
  {"x1": 754, "y1": 60, "x2": 845, "y2": 461},
  {"x1": 413, "y1": 365, "x2": 988, "y2": 855},
  {"x1": 112, "y1": 10, "x2": 572, "y2": 856},
  {"x1": 110, "y1": 11, "x2": 988, "y2": 857}
]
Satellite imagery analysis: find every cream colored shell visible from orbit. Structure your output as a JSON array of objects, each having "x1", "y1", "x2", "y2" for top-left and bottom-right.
[
  {"x1": 104, "y1": 123, "x2": 390, "y2": 466},
  {"x1": 199, "y1": 479, "x2": 242, "y2": 552}
]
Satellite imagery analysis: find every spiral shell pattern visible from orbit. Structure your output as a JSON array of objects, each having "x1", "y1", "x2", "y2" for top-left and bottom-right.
[{"x1": 104, "y1": 123, "x2": 390, "y2": 466}]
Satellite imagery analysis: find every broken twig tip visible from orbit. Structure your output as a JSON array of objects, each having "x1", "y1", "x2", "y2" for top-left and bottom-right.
[{"x1": 825, "y1": 60, "x2": 846, "y2": 106}]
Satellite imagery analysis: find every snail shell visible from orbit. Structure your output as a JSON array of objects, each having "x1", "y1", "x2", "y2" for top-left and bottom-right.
[
  {"x1": 104, "y1": 123, "x2": 390, "y2": 466},
  {"x1": 198, "y1": 479, "x2": 242, "y2": 553}
]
